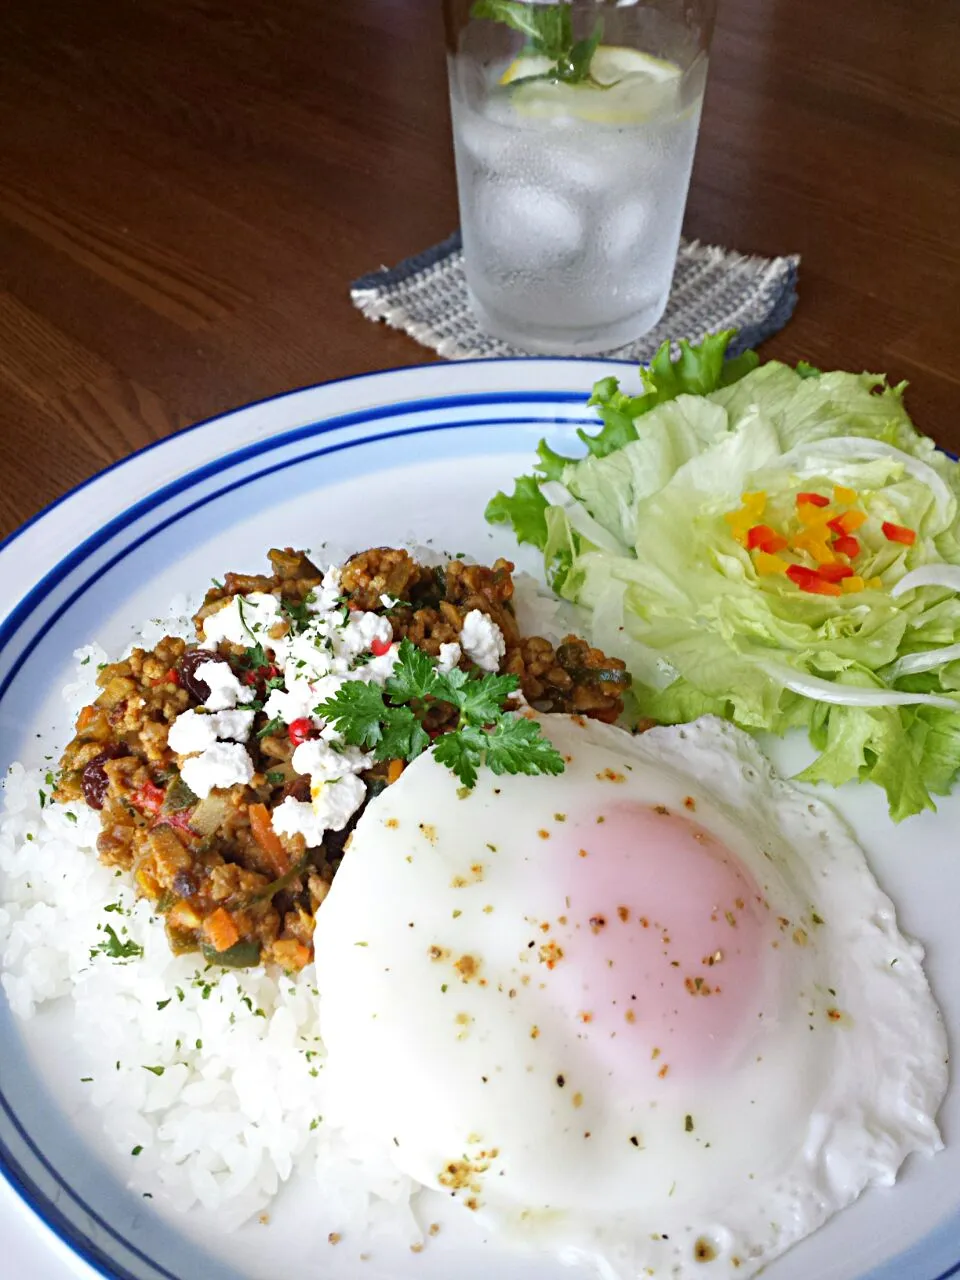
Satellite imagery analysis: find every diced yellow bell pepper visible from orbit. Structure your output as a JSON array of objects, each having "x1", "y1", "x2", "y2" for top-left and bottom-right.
[
  {"x1": 792, "y1": 530, "x2": 836, "y2": 564},
  {"x1": 797, "y1": 501, "x2": 836, "y2": 530},
  {"x1": 866, "y1": 576, "x2": 883, "y2": 590},
  {"x1": 841, "y1": 575, "x2": 865, "y2": 594},
  {"x1": 754, "y1": 551, "x2": 789, "y2": 576},
  {"x1": 724, "y1": 491, "x2": 767, "y2": 545},
  {"x1": 833, "y1": 485, "x2": 857, "y2": 505}
]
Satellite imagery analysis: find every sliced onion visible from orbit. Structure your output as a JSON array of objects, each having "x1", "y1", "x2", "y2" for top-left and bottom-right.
[
  {"x1": 891, "y1": 565, "x2": 960, "y2": 599},
  {"x1": 883, "y1": 644, "x2": 960, "y2": 681},
  {"x1": 776, "y1": 437, "x2": 955, "y2": 532},
  {"x1": 761, "y1": 661, "x2": 960, "y2": 711},
  {"x1": 540, "y1": 481, "x2": 630, "y2": 557}
]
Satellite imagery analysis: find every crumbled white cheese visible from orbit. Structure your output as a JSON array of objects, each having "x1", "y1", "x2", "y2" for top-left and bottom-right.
[
  {"x1": 437, "y1": 642, "x2": 462, "y2": 673},
  {"x1": 167, "y1": 709, "x2": 218, "y2": 755},
  {"x1": 459, "y1": 610, "x2": 506, "y2": 673},
  {"x1": 208, "y1": 709, "x2": 255, "y2": 742},
  {"x1": 200, "y1": 592, "x2": 283, "y2": 650},
  {"x1": 339, "y1": 611, "x2": 393, "y2": 664},
  {"x1": 180, "y1": 741, "x2": 254, "y2": 799},
  {"x1": 292, "y1": 739, "x2": 372, "y2": 781},
  {"x1": 271, "y1": 797, "x2": 328, "y2": 847},
  {"x1": 196, "y1": 661, "x2": 255, "y2": 712},
  {"x1": 311, "y1": 774, "x2": 367, "y2": 832},
  {"x1": 262, "y1": 679, "x2": 319, "y2": 727},
  {"x1": 380, "y1": 593, "x2": 398, "y2": 609},
  {"x1": 314, "y1": 566, "x2": 343, "y2": 612}
]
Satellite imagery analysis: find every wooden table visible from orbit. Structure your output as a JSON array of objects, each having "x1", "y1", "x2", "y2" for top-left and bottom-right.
[{"x1": 1, "y1": 0, "x2": 957, "y2": 541}]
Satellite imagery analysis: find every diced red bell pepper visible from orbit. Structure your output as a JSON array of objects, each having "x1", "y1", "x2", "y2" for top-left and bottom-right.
[
  {"x1": 746, "y1": 524, "x2": 788, "y2": 553},
  {"x1": 786, "y1": 564, "x2": 843, "y2": 596},
  {"x1": 287, "y1": 718, "x2": 315, "y2": 746},
  {"x1": 132, "y1": 779, "x2": 166, "y2": 815},
  {"x1": 796, "y1": 492, "x2": 830, "y2": 508},
  {"x1": 882, "y1": 521, "x2": 916, "y2": 546},
  {"x1": 153, "y1": 809, "x2": 195, "y2": 837},
  {"x1": 832, "y1": 535, "x2": 861, "y2": 559},
  {"x1": 370, "y1": 635, "x2": 392, "y2": 657},
  {"x1": 816, "y1": 563, "x2": 855, "y2": 583},
  {"x1": 151, "y1": 668, "x2": 180, "y2": 687}
]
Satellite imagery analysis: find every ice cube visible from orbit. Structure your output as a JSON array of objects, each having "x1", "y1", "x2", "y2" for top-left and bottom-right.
[
  {"x1": 599, "y1": 198, "x2": 652, "y2": 264},
  {"x1": 474, "y1": 179, "x2": 586, "y2": 272}
]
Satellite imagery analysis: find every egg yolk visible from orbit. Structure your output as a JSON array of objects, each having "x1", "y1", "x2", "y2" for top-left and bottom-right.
[{"x1": 547, "y1": 801, "x2": 771, "y2": 1081}]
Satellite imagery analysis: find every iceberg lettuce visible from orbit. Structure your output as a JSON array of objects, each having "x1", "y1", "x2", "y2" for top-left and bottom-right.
[{"x1": 486, "y1": 332, "x2": 960, "y2": 819}]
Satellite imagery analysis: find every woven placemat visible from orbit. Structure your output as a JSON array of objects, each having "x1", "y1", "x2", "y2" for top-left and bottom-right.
[{"x1": 352, "y1": 232, "x2": 799, "y2": 361}]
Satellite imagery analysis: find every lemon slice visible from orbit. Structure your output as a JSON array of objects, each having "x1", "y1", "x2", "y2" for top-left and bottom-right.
[{"x1": 499, "y1": 46, "x2": 681, "y2": 125}]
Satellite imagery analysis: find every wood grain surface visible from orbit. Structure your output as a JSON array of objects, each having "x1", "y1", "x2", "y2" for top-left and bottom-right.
[{"x1": 0, "y1": 0, "x2": 958, "y2": 540}]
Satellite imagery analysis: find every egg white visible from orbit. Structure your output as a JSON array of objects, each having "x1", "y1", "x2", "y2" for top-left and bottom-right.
[{"x1": 312, "y1": 714, "x2": 947, "y2": 1279}]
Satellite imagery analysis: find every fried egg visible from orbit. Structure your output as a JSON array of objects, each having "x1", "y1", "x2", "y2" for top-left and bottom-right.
[{"x1": 312, "y1": 714, "x2": 947, "y2": 1278}]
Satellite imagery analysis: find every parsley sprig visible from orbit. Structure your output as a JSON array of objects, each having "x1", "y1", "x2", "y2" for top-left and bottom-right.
[
  {"x1": 315, "y1": 639, "x2": 565, "y2": 789},
  {"x1": 471, "y1": 1, "x2": 603, "y2": 87}
]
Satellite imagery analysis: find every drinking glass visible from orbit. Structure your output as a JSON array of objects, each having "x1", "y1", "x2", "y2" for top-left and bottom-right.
[{"x1": 443, "y1": 0, "x2": 716, "y2": 354}]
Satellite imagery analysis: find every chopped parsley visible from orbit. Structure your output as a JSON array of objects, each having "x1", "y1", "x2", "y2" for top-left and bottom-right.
[
  {"x1": 316, "y1": 638, "x2": 565, "y2": 788},
  {"x1": 280, "y1": 596, "x2": 313, "y2": 633},
  {"x1": 266, "y1": 770, "x2": 286, "y2": 784},
  {"x1": 90, "y1": 925, "x2": 144, "y2": 962},
  {"x1": 257, "y1": 716, "x2": 285, "y2": 740},
  {"x1": 142, "y1": 1065, "x2": 165, "y2": 1076}
]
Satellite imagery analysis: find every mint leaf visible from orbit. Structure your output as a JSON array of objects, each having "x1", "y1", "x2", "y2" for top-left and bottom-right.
[
  {"x1": 316, "y1": 683, "x2": 390, "y2": 750},
  {"x1": 485, "y1": 475, "x2": 549, "y2": 550},
  {"x1": 470, "y1": 0, "x2": 562, "y2": 54},
  {"x1": 471, "y1": 2, "x2": 599, "y2": 86},
  {"x1": 482, "y1": 716, "x2": 566, "y2": 778},
  {"x1": 557, "y1": 20, "x2": 602, "y2": 83}
]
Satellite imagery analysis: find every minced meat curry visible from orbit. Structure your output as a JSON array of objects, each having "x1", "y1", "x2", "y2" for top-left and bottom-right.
[{"x1": 55, "y1": 547, "x2": 630, "y2": 972}]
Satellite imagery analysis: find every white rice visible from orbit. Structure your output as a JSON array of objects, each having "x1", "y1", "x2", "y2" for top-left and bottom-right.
[{"x1": 0, "y1": 625, "x2": 422, "y2": 1238}]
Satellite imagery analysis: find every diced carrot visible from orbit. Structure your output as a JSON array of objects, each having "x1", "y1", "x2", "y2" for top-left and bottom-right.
[
  {"x1": 754, "y1": 551, "x2": 789, "y2": 576},
  {"x1": 203, "y1": 907, "x2": 240, "y2": 954},
  {"x1": 796, "y1": 492, "x2": 830, "y2": 508},
  {"x1": 832, "y1": 535, "x2": 861, "y2": 559},
  {"x1": 882, "y1": 521, "x2": 916, "y2": 546},
  {"x1": 833, "y1": 485, "x2": 857, "y2": 504},
  {"x1": 817, "y1": 564, "x2": 855, "y2": 583},
  {"x1": 387, "y1": 758, "x2": 405, "y2": 784},
  {"x1": 272, "y1": 939, "x2": 312, "y2": 972},
  {"x1": 828, "y1": 510, "x2": 867, "y2": 535},
  {"x1": 842, "y1": 576, "x2": 866, "y2": 594},
  {"x1": 248, "y1": 802, "x2": 289, "y2": 876},
  {"x1": 786, "y1": 565, "x2": 843, "y2": 596}
]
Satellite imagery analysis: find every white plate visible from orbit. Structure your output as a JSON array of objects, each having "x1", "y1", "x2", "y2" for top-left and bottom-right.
[{"x1": 0, "y1": 359, "x2": 957, "y2": 1280}]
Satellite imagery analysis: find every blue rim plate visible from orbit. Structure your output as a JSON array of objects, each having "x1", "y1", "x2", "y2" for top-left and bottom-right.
[{"x1": 0, "y1": 359, "x2": 957, "y2": 1280}]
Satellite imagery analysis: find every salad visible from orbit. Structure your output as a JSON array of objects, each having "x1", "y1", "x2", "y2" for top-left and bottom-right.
[{"x1": 487, "y1": 331, "x2": 960, "y2": 820}]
